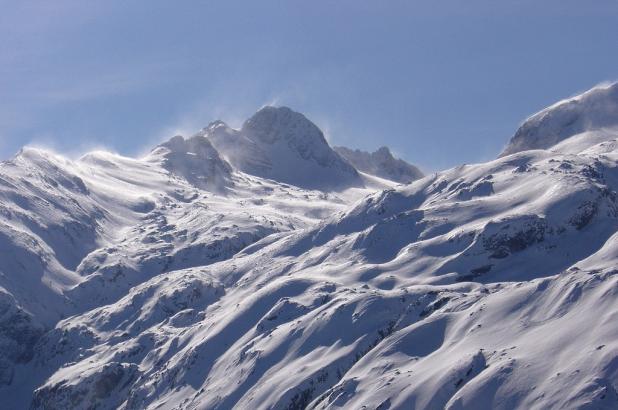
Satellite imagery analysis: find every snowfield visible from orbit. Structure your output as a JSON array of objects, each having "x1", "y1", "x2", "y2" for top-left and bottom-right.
[{"x1": 1, "y1": 87, "x2": 618, "y2": 409}]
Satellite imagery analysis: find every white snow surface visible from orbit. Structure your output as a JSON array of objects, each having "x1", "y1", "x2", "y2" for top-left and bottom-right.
[
  {"x1": 1, "y1": 99, "x2": 618, "y2": 409},
  {"x1": 501, "y1": 81, "x2": 618, "y2": 156}
]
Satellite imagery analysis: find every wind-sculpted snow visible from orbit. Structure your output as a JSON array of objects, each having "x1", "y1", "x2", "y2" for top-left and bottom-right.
[
  {"x1": 266, "y1": 148, "x2": 618, "y2": 285},
  {"x1": 35, "y1": 270, "x2": 224, "y2": 369},
  {"x1": 501, "y1": 82, "x2": 618, "y2": 156},
  {"x1": 316, "y1": 269, "x2": 618, "y2": 409},
  {"x1": 2, "y1": 96, "x2": 618, "y2": 409},
  {"x1": 0, "y1": 120, "x2": 379, "y2": 405}
]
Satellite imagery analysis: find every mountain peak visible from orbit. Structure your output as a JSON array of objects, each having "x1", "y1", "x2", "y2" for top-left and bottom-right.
[
  {"x1": 204, "y1": 120, "x2": 231, "y2": 133},
  {"x1": 241, "y1": 105, "x2": 328, "y2": 146},
  {"x1": 501, "y1": 82, "x2": 618, "y2": 156},
  {"x1": 375, "y1": 146, "x2": 392, "y2": 156},
  {"x1": 334, "y1": 145, "x2": 423, "y2": 184},
  {"x1": 157, "y1": 134, "x2": 223, "y2": 158},
  {"x1": 205, "y1": 106, "x2": 361, "y2": 190},
  {"x1": 149, "y1": 134, "x2": 232, "y2": 190}
]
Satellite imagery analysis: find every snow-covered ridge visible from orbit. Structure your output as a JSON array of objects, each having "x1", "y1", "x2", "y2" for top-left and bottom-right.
[
  {"x1": 1, "y1": 89, "x2": 618, "y2": 409},
  {"x1": 145, "y1": 106, "x2": 420, "y2": 190},
  {"x1": 334, "y1": 145, "x2": 424, "y2": 183},
  {"x1": 19, "y1": 137, "x2": 618, "y2": 409},
  {"x1": 501, "y1": 81, "x2": 618, "y2": 156},
  {"x1": 0, "y1": 107, "x2": 399, "y2": 397}
]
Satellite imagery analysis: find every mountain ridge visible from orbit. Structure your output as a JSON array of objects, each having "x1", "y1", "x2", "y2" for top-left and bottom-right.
[
  {"x1": 1, "y1": 86, "x2": 618, "y2": 408},
  {"x1": 334, "y1": 145, "x2": 424, "y2": 184}
]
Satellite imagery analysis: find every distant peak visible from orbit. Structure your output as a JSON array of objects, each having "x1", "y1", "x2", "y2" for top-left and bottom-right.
[
  {"x1": 334, "y1": 145, "x2": 423, "y2": 184},
  {"x1": 160, "y1": 135, "x2": 186, "y2": 152},
  {"x1": 242, "y1": 106, "x2": 327, "y2": 145},
  {"x1": 201, "y1": 106, "x2": 362, "y2": 190},
  {"x1": 244, "y1": 106, "x2": 293, "y2": 127},
  {"x1": 204, "y1": 120, "x2": 231, "y2": 132},
  {"x1": 253, "y1": 105, "x2": 294, "y2": 116},
  {"x1": 374, "y1": 146, "x2": 394, "y2": 157},
  {"x1": 156, "y1": 133, "x2": 220, "y2": 156}
]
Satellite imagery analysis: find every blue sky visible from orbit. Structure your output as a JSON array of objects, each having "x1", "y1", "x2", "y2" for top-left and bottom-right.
[{"x1": 1, "y1": 1, "x2": 617, "y2": 171}]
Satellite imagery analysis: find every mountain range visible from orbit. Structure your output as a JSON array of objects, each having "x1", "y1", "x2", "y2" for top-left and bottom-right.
[{"x1": 1, "y1": 83, "x2": 618, "y2": 409}]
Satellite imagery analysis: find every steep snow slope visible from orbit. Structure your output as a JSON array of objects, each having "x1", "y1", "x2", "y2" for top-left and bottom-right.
[
  {"x1": 0, "y1": 126, "x2": 384, "y2": 395},
  {"x1": 148, "y1": 135, "x2": 233, "y2": 191},
  {"x1": 501, "y1": 81, "x2": 618, "y2": 156},
  {"x1": 205, "y1": 107, "x2": 363, "y2": 190},
  {"x1": 334, "y1": 146, "x2": 424, "y2": 183},
  {"x1": 2, "y1": 90, "x2": 618, "y2": 409},
  {"x1": 0, "y1": 148, "x2": 146, "y2": 386}
]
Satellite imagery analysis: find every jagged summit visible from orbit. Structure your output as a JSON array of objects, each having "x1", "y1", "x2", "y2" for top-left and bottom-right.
[
  {"x1": 501, "y1": 82, "x2": 618, "y2": 156},
  {"x1": 205, "y1": 119, "x2": 229, "y2": 130},
  {"x1": 205, "y1": 106, "x2": 362, "y2": 190},
  {"x1": 334, "y1": 145, "x2": 424, "y2": 184},
  {"x1": 148, "y1": 134, "x2": 232, "y2": 191},
  {"x1": 146, "y1": 106, "x2": 423, "y2": 191},
  {"x1": 241, "y1": 106, "x2": 329, "y2": 146}
]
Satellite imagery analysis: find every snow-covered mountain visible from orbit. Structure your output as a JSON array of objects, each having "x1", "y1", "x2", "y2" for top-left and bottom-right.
[
  {"x1": 334, "y1": 145, "x2": 424, "y2": 183},
  {"x1": 205, "y1": 106, "x2": 363, "y2": 190},
  {"x1": 501, "y1": 81, "x2": 618, "y2": 156},
  {"x1": 0, "y1": 107, "x2": 394, "y2": 402},
  {"x1": 1, "y1": 88, "x2": 618, "y2": 409}
]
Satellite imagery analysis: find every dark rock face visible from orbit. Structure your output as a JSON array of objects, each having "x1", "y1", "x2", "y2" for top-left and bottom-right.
[
  {"x1": 0, "y1": 291, "x2": 44, "y2": 385},
  {"x1": 31, "y1": 362, "x2": 138, "y2": 410},
  {"x1": 482, "y1": 215, "x2": 547, "y2": 259},
  {"x1": 569, "y1": 201, "x2": 598, "y2": 230}
]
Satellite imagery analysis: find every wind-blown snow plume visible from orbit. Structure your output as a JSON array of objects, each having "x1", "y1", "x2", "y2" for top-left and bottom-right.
[{"x1": 501, "y1": 81, "x2": 618, "y2": 156}]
